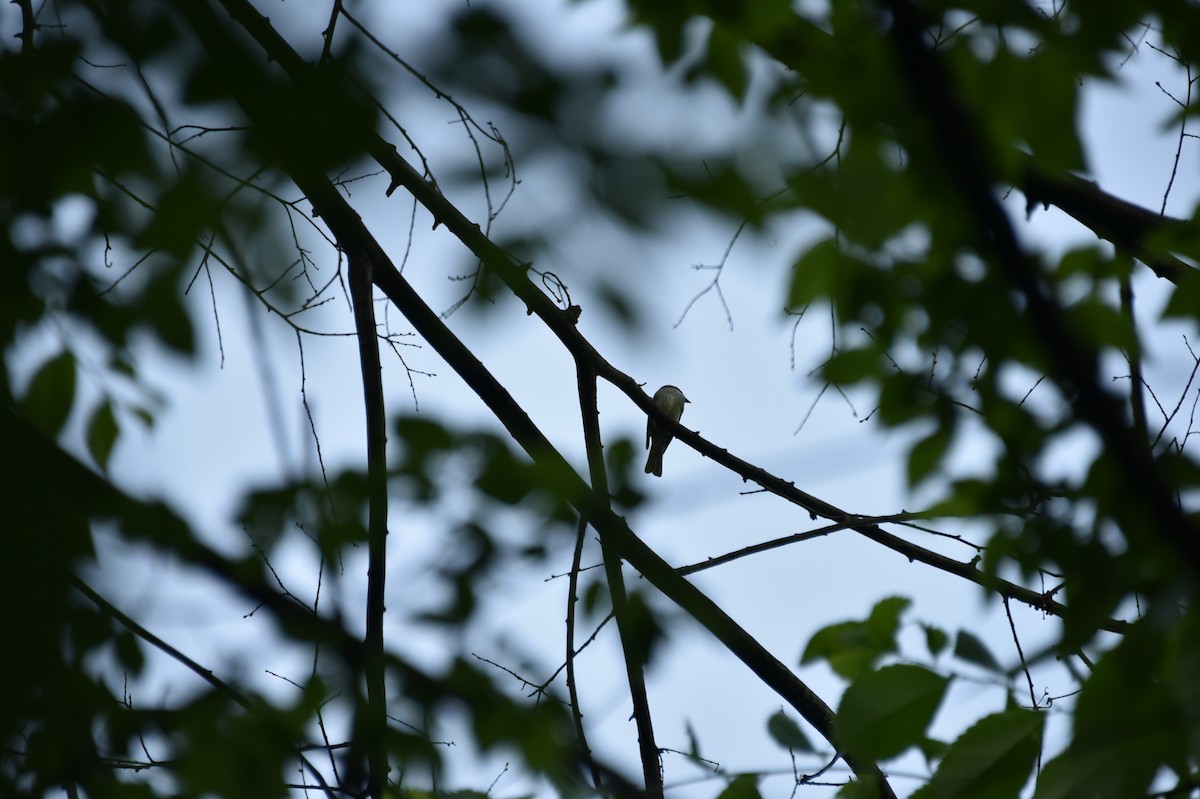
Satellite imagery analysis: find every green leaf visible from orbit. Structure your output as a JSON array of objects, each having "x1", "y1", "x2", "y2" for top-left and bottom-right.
[
  {"x1": 788, "y1": 238, "x2": 836, "y2": 308},
  {"x1": 716, "y1": 774, "x2": 762, "y2": 799},
  {"x1": 238, "y1": 471, "x2": 369, "y2": 557},
  {"x1": 803, "y1": 597, "x2": 911, "y2": 681},
  {"x1": 581, "y1": 578, "x2": 609, "y2": 617},
  {"x1": 766, "y1": 710, "x2": 813, "y2": 752},
  {"x1": 623, "y1": 590, "x2": 667, "y2": 666},
  {"x1": 1034, "y1": 616, "x2": 1192, "y2": 799},
  {"x1": 131, "y1": 406, "x2": 157, "y2": 429},
  {"x1": 876, "y1": 370, "x2": 929, "y2": 427},
  {"x1": 908, "y1": 425, "x2": 953, "y2": 486},
  {"x1": 867, "y1": 596, "x2": 912, "y2": 642},
  {"x1": 923, "y1": 624, "x2": 949, "y2": 658},
  {"x1": 136, "y1": 170, "x2": 217, "y2": 260},
  {"x1": 666, "y1": 160, "x2": 768, "y2": 225},
  {"x1": 702, "y1": 25, "x2": 749, "y2": 102},
  {"x1": 396, "y1": 414, "x2": 456, "y2": 453},
  {"x1": 143, "y1": 269, "x2": 195, "y2": 355},
  {"x1": 113, "y1": 630, "x2": 146, "y2": 674},
  {"x1": 917, "y1": 736, "x2": 950, "y2": 767},
  {"x1": 954, "y1": 630, "x2": 1002, "y2": 672},
  {"x1": 85, "y1": 400, "x2": 120, "y2": 473},
  {"x1": 605, "y1": 437, "x2": 647, "y2": 512},
  {"x1": 836, "y1": 664, "x2": 949, "y2": 761},
  {"x1": 21, "y1": 351, "x2": 77, "y2": 437},
  {"x1": 1065, "y1": 296, "x2": 1133, "y2": 351},
  {"x1": 823, "y1": 347, "x2": 881, "y2": 386},
  {"x1": 911, "y1": 709, "x2": 1042, "y2": 799},
  {"x1": 625, "y1": 2, "x2": 690, "y2": 65},
  {"x1": 1056, "y1": 246, "x2": 1121, "y2": 281}
]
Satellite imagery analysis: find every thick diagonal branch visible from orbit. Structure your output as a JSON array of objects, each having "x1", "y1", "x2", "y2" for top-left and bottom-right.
[{"x1": 1021, "y1": 164, "x2": 1196, "y2": 285}]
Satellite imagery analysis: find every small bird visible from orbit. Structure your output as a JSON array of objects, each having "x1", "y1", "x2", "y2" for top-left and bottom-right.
[{"x1": 644, "y1": 385, "x2": 690, "y2": 477}]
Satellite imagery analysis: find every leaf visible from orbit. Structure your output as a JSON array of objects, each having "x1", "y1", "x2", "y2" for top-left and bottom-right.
[
  {"x1": 788, "y1": 239, "x2": 875, "y2": 312},
  {"x1": 142, "y1": 269, "x2": 195, "y2": 355},
  {"x1": 803, "y1": 597, "x2": 911, "y2": 681},
  {"x1": 605, "y1": 437, "x2": 647, "y2": 512},
  {"x1": 623, "y1": 590, "x2": 667, "y2": 666},
  {"x1": 684, "y1": 721, "x2": 703, "y2": 761},
  {"x1": 836, "y1": 664, "x2": 949, "y2": 761},
  {"x1": 85, "y1": 400, "x2": 120, "y2": 473},
  {"x1": 954, "y1": 630, "x2": 1002, "y2": 672},
  {"x1": 867, "y1": 596, "x2": 912, "y2": 643},
  {"x1": 918, "y1": 736, "x2": 950, "y2": 767},
  {"x1": 113, "y1": 630, "x2": 146, "y2": 674},
  {"x1": 767, "y1": 710, "x2": 813, "y2": 752},
  {"x1": 1034, "y1": 617, "x2": 1192, "y2": 799},
  {"x1": 21, "y1": 351, "x2": 77, "y2": 437},
  {"x1": 823, "y1": 347, "x2": 881, "y2": 386},
  {"x1": 1161, "y1": 261, "x2": 1200, "y2": 319},
  {"x1": 715, "y1": 774, "x2": 761, "y2": 799},
  {"x1": 702, "y1": 25, "x2": 749, "y2": 102},
  {"x1": 237, "y1": 471, "x2": 369, "y2": 557},
  {"x1": 1056, "y1": 246, "x2": 1121, "y2": 281},
  {"x1": 625, "y1": 2, "x2": 690, "y2": 65},
  {"x1": 136, "y1": 170, "x2": 217, "y2": 260},
  {"x1": 908, "y1": 425, "x2": 953, "y2": 486},
  {"x1": 923, "y1": 624, "x2": 949, "y2": 658},
  {"x1": 1065, "y1": 296, "x2": 1133, "y2": 351},
  {"x1": 128, "y1": 406, "x2": 157, "y2": 431},
  {"x1": 876, "y1": 370, "x2": 928, "y2": 427},
  {"x1": 910, "y1": 709, "x2": 1042, "y2": 799}
]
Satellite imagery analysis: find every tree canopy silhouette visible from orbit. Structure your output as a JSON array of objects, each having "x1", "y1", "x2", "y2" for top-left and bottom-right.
[{"x1": 4, "y1": 1, "x2": 1200, "y2": 798}]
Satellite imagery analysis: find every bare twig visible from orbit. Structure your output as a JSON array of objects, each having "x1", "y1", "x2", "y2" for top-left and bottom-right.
[{"x1": 565, "y1": 514, "x2": 603, "y2": 791}]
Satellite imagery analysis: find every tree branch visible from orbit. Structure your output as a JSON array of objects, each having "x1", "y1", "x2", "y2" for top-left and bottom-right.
[
  {"x1": 577, "y1": 365, "x2": 663, "y2": 799},
  {"x1": 1021, "y1": 163, "x2": 1197, "y2": 285},
  {"x1": 564, "y1": 514, "x2": 603, "y2": 793},
  {"x1": 349, "y1": 244, "x2": 390, "y2": 799},
  {"x1": 13, "y1": 0, "x2": 35, "y2": 55}
]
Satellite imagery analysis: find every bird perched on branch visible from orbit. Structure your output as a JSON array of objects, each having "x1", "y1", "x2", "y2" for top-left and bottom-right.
[{"x1": 645, "y1": 385, "x2": 690, "y2": 477}]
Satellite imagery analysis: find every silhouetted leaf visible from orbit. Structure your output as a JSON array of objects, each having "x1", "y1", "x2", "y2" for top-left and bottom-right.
[
  {"x1": 911, "y1": 709, "x2": 1042, "y2": 799},
  {"x1": 837, "y1": 664, "x2": 949, "y2": 761},
  {"x1": 908, "y1": 425, "x2": 953, "y2": 486},
  {"x1": 85, "y1": 400, "x2": 119, "y2": 473},
  {"x1": 803, "y1": 597, "x2": 910, "y2": 681},
  {"x1": 923, "y1": 624, "x2": 950, "y2": 658},
  {"x1": 767, "y1": 710, "x2": 813, "y2": 752},
  {"x1": 954, "y1": 630, "x2": 1003, "y2": 672},
  {"x1": 716, "y1": 774, "x2": 762, "y2": 799},
  {"x1": 21, "y1": 351, "x2": 76, "y2": 437}
]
